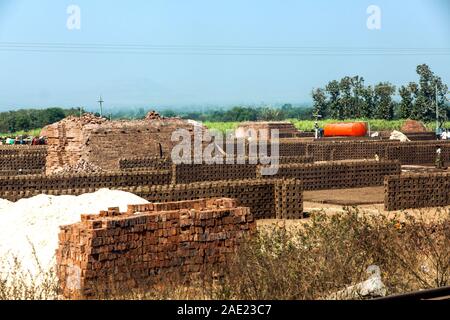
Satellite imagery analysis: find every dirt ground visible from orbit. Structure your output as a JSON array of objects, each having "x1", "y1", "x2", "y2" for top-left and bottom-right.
[
  {"x1": 303, "y1": 186, "x2": 384, "y2": 205},
  {"x1": 258, "y1": 185, "x2": 449, "y2": 230}
]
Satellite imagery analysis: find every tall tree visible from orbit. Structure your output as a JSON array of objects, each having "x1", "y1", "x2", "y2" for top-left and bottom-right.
[
  {"x1": 360, "y1": 85, "x2": 375, "y2": 119},
  {"x1": 325, "y1": 80, "x2": 342, "y2": 119},
  {"x1": 350, "y1": 76, "x2": 365, "y2": 118},
  {"x1": 398, "y1": 83, "x2": 415, "y2": 119},
  {"x1": 374, "y1": 82, "x2": 396, "y2": 120},
  {"x1": 339, "y1": 76, "x2": 354, "y2": 118},
  {"x1": 311, "y1": 88, "x2": 328, "y2": 118},
  {"x1": 414, "y1": 64, "x2": 448, "y2": 122}
]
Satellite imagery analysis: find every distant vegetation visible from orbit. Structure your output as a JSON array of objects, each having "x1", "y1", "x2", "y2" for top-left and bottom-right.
[
  {"x1": 205, "y1": 119, "x2": 450, "y2": 133},
  {"x1": 312, "y1": 64, "x2": 449, "y2": 122},
  {"x1": 0, "y1": 108, "x2": 79, "y2": 136},
  {"x1": 1, "y1": 63, "x2": 448, "y2": 135}
]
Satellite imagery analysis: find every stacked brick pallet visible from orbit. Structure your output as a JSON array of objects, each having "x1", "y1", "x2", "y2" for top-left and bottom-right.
[
  {"x1": 384, "y1": 172, "x2": 450, "y2": 210},
  {"x1": 0, "y1": 170, "x2": 171, "y2": 201},
  {"x1": 56, "y1": 198, "x2": 257, "y2": 299},
  {"x1": 260, "y1": 160, "x2": 401, "y2": 191}
]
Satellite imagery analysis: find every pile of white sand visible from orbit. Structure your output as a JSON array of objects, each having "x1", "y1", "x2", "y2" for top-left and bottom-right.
[{"x1": 0, "y1": 189, "x2": 148, "y2": 277}]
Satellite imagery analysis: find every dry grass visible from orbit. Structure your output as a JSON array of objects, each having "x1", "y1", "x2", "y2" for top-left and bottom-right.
[{"x1": 0, "y1": 208, "x2": 448, "y2": 300}]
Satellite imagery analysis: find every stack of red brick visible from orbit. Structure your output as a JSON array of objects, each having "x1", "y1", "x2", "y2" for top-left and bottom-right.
[{"x1": 56, "y1": 198, "x2": 256, "y2": 299}]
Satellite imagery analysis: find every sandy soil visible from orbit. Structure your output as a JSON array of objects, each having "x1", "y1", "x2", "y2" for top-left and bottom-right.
[
  {"x1": 258, "y1": 185, "x2": 449, "y2": 230},
  {"x1": 304, "y1": 186, "x2": 384, "y2": 205}
]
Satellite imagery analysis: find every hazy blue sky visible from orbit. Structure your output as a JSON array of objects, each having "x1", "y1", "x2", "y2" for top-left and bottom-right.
[{"x1": 0, "y1": 0, "x2": 449, "y2": 112}]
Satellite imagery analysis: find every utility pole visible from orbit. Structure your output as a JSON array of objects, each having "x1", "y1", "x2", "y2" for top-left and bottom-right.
[
  {"x1": 98, "y1": 96, "x2": 104, "y2": 118},
  {"x1": 435, "y1": 83, "x2": 439, "y2": 135}
]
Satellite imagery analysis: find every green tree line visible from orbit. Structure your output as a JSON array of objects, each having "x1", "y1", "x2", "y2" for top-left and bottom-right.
[
  {"x1": 312, "y1": 64, "x2": 449, "y2": 122},
  {"x1": 159, "y1": 104, "x2": 313, "y2": 122},
  {"x1": 0, "y1": 108, "x2": 79, "y2": 134}
]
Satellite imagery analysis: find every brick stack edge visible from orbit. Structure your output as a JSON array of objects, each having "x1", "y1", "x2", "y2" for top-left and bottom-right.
[
  {"x1": 56, "y1": 198, "x2": 256, "y2": 299},
  {"x1": 384, "y1": 172, "x2": 450, "y2": 211}
]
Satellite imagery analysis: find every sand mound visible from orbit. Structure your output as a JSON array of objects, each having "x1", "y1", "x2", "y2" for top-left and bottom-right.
[{"x1": 0, "y1": 189, "x2": 148, "y2": 278}]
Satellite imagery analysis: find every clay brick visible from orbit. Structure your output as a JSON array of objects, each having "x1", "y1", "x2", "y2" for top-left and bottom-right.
[{"x1": 56, "y1": 198, "x2": 256, "y2": 299}]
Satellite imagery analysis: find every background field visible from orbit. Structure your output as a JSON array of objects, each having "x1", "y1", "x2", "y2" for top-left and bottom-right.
[
  {"x1": 204, "y1": 119, "x2": 450, "y2": 133},
  {"x1": 3, "y1": 120, "x2": 449, "y2": 137}
]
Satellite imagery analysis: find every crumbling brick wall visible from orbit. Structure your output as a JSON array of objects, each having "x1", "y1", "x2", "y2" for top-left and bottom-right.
[
  {"x1": 384, "y1": 172, "x2": 450, "y2": 210},
  {"x1": 41, "y1": 113, "x2": 204, "y2": 174},
  {"x1": 261, "y1": 160, "x2": 401, "y2": 190},
  {"x1": 56, "y1": 198, "x2": 256, "y2": 299}
]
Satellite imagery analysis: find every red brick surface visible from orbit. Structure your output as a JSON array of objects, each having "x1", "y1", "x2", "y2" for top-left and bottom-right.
[{"x1": 56, "y1": 198, "x2": 256, "y2": 299}]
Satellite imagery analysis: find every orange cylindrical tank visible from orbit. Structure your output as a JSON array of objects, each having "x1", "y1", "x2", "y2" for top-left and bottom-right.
[{"x1": 323, "y1": 122, "x2": 368, "y2": 137}]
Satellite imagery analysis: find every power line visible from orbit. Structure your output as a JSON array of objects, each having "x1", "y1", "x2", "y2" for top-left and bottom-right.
[{"x1": 0, "y1": 42, "x2": 448, "y2": 56}]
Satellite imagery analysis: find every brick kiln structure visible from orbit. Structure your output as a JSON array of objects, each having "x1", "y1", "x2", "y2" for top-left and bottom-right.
[
  {"x1": 41, "y1": 112, "x2": 204, "y2": 174},
  {"x1": 56, "y1": 198, "x2": 256, "y2": 299},
  {"x1": 235, "y1": 121, "x2": 303, "y2": 139}
]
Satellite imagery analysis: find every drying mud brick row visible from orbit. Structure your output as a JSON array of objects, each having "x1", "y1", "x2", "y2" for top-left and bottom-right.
[
  {"x1": 125, "y1": 178, "x2": 303, "y2": 219},
  {"x1": 41, "y1": 113, "x2": 207, "y2": 174},
  {"x1": 0, "y1": 170, "x2": 171, "y2": 200},
  {"x1": 261, "y1": 160, "x2": 401, "y2": 191},
  {"x1": 0, "y1": 169, "x2": 43, "y2": 176},
  {"x1": 0, "y1": 154, "x2": 46, "y2": 171},
  {"x1": 0, "y1": 178, "x2": 303, "y2": 219},
  {"x1": 0, "y1": 145, "x2": 47, "y2": 156},
  {"x1": 275, "y1": 140, "x2": 450, "y2": 164},
  {"x1": 119, "y1": 156, "x2": 172, "y2": 172},
  {"x1": 404, "y1": 132, "x2": 437, "y2": 141},
  {"x1": 384, "y1": 172, "x2": 450, "y2": 211},
  {"x1": 56, "y1": 198, "x2": 256, "y2": 299},
  {"x1": 306, "y1": 141, "x2": 392, "y2": 161},
  {"x1": 172, "y1": 162, "x2": 259, "y2": 184},
  {"x1": 119, "y1": 155, "x2": 313, "y2": 174},
  {"x1": 386, "y1": 144, "x2": 450, "y2": 165}
]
